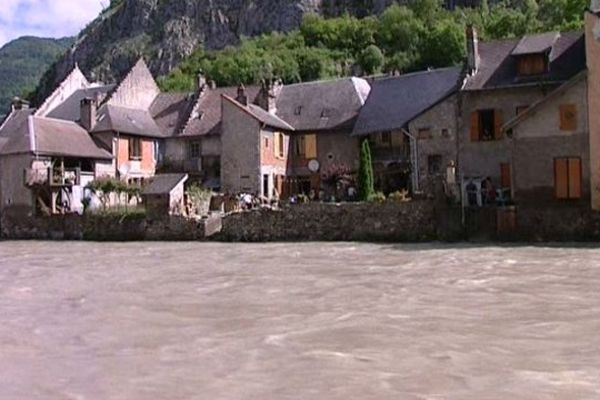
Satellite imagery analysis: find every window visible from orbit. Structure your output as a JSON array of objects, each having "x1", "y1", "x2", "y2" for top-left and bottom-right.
[
  {"x1": 517, "y1": 54, "x2": 547, "y2": 76},
  {"x1": 294, "y1": 106, "x2": 302, "y2": 116},
  {"x1": 264, "y1": 137, "x2": 269, "y2": 149},
  {"x1": 418, "y1": 128, "x2": 432, "y2": 140},
  {"x1": 129, "y1": 137, "x2": 142, "y2": 161},
  {"x1": 559, "y1": 104, "x2": 577, "y2": 131},
  {"x1": 516, "y1": 105, "x2": 529, "y2": 116},
  {"x1": 381, "y1": 131, "x2": 392, "y2": 144},
  {"x1": 189, "y1": 142, "x2": 201, "y2": 158},
  {"x1": 470, "y1": 109, "x2": 504, "y2": 142},
  {"x1": 293, "y1": 134, "x2": 317, "y2": 159},
  {"x1": 428, "y1": 155, "x2": 443, "y2": 175},
  {"x1": 441, "y1": 128, "x2": 450, "y2": 138},
  {"x1": 321, "y1": 108, "x2": 332, "y2": 118},
  {"x1": 554, "y1": 157, "x2": 582, "y2": 199}
]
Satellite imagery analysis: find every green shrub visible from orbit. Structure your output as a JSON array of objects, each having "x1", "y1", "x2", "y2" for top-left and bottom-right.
[{"x1": 368, "y1": 191, "x2": 386, "y2": 203}]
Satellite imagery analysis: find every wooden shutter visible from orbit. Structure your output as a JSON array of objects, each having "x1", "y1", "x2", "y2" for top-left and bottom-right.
[
  {"x1": 560, "y1": 104, "x2": 577, "y2": 131},
  {"x1": 470, "y1": 111, "x2": 480, "y2": 142},
  {"x1": 273, "y1": 133, "x2": 279, "y2": 158},
  {"x1": 305, "y1": 134, "x2": 317, "y2": 159},
  {"x1": 494, "y1": 109, "x2": 504, "y2": 140},
  {"x1": 555, "y1": 158, "x2": 569, "y2": 199},
  {"x1": 500, "y1": 163, "x2": 511, "y2": 190},
  {"x1": 568, "y1": 158, "x2": 582, "y2": 199}
]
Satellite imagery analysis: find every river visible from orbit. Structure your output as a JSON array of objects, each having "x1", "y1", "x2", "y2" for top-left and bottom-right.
[{"x1": 1, "y1": 242, "x2": 600, "y2": 399}]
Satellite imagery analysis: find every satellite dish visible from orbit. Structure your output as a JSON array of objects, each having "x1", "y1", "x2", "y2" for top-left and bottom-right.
[{"x1": 308, "y1": 159, "x2": 320, "y2": 173}]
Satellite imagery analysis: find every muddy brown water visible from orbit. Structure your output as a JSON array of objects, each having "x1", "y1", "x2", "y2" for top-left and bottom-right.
[{"x1": 1, "y1": 242, "x2": 600, "y2": 399}]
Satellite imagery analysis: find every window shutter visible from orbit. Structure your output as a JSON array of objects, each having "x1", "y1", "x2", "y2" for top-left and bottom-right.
[
  {"x1": 494, "y1": 109, "x2": 504, "y2": 140},
  {"x1": 554, "y1": 158, "x2": 569, "y2": 199},
  {"x1": 470, "y1": 112, "x2": 480, "y2": 142},
  {"x1": 273, "y1": 133, "x2": 279, "y2": 158},
  {"x1": 568, "y1": 158, "x2": 582, "y2": 199},
  {"x1": 560, "y1": 104, "x2": 577, "y2": 131},
  {"x1": 305, "y1": 134, "x2": 317, "y2": 159}
]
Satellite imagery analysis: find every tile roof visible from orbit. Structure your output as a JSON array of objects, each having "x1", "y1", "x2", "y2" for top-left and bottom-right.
[
  {"x1": 247, "y1": 104, "x2": 295, "y2": 131},
  {"x1": 43, "y1": 85, "x2": 116, "y2": 122},
  {"x1": 352, "y1": 67, "x2": 463, "y2": 136},
  {"x1": 150, "y1": 92, "x2": 197, "y2": 136},
  {"x1": 464, "y1": 31, "x2": 585, "y2": 91},
  {"x1": 142, "y1": 173, "x2": 188, "y2": 195},
  {"x1": 274, "y1": 77, "x2": 371, "y2": 132},
  {"x1": 92, "y1": 104, "x2": 164, "y2": 138},
  {"x1": 180, "y1": 86, "x2": 260, "y2": 137},
  {"x1": 0, "y1": 116, "x2": 112, "y2": 159}
]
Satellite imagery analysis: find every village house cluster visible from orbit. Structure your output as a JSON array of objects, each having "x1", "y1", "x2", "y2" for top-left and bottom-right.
[{"x1": 2, "y1": 6, "x2": 600, "y2": 217}]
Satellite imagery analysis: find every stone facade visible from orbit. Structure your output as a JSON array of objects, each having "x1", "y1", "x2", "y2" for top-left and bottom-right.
[
  {"x1": 408, "y1": 94, "x2": 459, "y2": 192},
  {"x1": 586, "y1": 10, "x2": 600, "y2": 210},
  {"x1": 511, "y1": 76, "x2": 590, "y2": 206},
  {"x1": 221, "y1": 98, "x2": 262, "y2": 195}
]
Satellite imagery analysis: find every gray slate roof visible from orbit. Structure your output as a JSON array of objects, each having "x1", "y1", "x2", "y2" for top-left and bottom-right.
[
  {"x1": 464, "y1": 31, "x2": 585, "y2": 91},
  {"x1": 150, "y1": 92, "x2": 197, "y2": 136},
  {"x1": 352, "y1": 67, "x2": 463, "y2": 136},
  {"x1": 0, "y1": 108, "x2": 35, "y2": 152},
  {"x1": 275, "y1": 77, "x2": 370, "y2": 132},
  {"x1": 181, "y1": 86, "x2": 260, "y2": 137},
  {"x1": 142, "y1": 173, "x2": 188, "y2": 195},
  {"x1": 511, "y1": 32, "x2": 560, "y2": 56},
  {"x1": 0, "y1": 115, "x2": 112, "y2": 159},
  {"x1": 92, "y1": 104, "x2": 164, "y2": 138},
  {"x1": 44, "y1": 85, "x2": 116, "y2": 121}
]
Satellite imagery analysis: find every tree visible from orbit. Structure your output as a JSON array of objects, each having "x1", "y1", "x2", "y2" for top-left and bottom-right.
[
  {"x1": 358, "y1": 139, "x2": 375, "y2": 201},
  {"x1": 358, "y1": 45, "x2": 384, "y2": 75}
]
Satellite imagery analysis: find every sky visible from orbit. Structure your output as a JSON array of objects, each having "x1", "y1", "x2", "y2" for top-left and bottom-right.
[{"x1": 0, "y1": 0, "x2": 105, "y2": 47}]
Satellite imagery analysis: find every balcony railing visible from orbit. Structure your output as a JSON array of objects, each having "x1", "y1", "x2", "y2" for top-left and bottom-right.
[{"x1": 24, "y1": 167, "x2": 81, "y2": 187}]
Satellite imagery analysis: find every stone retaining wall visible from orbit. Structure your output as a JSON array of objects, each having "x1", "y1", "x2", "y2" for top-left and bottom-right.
[{"x1": 217, "y1": 201, "x2": 440, "y2": 242}]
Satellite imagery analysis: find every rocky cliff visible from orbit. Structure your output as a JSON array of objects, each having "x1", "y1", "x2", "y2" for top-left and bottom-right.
[{"x1": 32, "y1": 0, "x2": 394, "y2": 105}]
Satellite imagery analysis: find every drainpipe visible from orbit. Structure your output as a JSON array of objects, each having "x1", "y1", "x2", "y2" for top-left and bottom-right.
[
  {"x1": 115, "y1": 131, "x2": 120, "y2": 180},
  {"x1": 401, "y1": 128, "x2": 419, "y2": 193}
]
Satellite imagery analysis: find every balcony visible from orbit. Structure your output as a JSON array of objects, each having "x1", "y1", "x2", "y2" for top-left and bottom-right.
[{"x1": 24, "y1": 167, "x2": 81, "y2": 188}]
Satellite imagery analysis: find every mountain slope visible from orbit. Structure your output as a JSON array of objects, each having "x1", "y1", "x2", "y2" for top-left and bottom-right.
[
  {"x1": 0, "y1": 36, "x2": 73, "y2": 118},
  {"x1": 30, "y1": 0, "x2": 396, "y2": 106}
]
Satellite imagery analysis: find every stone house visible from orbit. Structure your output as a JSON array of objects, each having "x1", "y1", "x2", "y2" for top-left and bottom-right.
[
  {"x1": 276, "y1": 77, "x2": 370, "y2": 198},
  {"x1": 352, "y1": 67, "x2": 463, "y2": 195},
  {"x1": 504, "y1": 71, "x2": 590, "y2": 207},
  {"x1": 585, "y1": 6, "x2": 600, "y2": 210},
  {"x1": 220, "y1": 86, "x2": 294, "y2": 199},
  {"x1": 0, "y1": 108, "x2": 113, "y2": 215},
  {"x1": 459, "y1": 27, "x2": 586, "y2": 204},
  {"x1": 162, "y1": 81, "x2": 260, "y2": 189}
]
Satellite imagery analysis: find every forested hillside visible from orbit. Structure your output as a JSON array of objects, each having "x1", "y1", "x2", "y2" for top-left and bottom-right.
[
  {"x1": 0, "y1": 37, "x2": 73, "y2": 118},
  {"x1": 160, "y1": 0, "x2": 587, "y2": 91}
]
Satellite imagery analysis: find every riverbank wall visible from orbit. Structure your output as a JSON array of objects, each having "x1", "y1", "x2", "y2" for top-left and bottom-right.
[{"x1": 2, "y1": 201, "x2": 600, "y2": 242}]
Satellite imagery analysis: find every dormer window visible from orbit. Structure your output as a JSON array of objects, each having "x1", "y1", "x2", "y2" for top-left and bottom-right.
[
  {"x1": 294, "y1": 106, "x2": 302, "y2": 115},
  {"x1": 511, "y1": 32, "x2": 559, "y2": 77},
  {"x1": 516, "y1": 54, "x2": 548, "y2": 76}
]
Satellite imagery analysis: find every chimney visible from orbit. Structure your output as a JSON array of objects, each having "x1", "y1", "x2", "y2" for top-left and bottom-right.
[
  {"x1": 198, "y1": 73, "x2": 207, "y2": 92},
  {"x1": 258, "y1": 79, "x2": 283, "y2": 113},
  {"x1": 208, "y1": 80, "x2": 217, "y2": 90},
  {"x1": 11, "y1": 97, "x2": 30, "y2": 111},
  {"x1": 80, "y1": 97, "x2": 97, "y2": 131},
  {"x1": 466, "y1": 25, "x2": 480, "y2": 75},
  {"x1": 592, "y1": 0, "x2": 600, "y2": 12},
  {"x1": 236, "y1": 84, "x2": 248, "y2": 106}
]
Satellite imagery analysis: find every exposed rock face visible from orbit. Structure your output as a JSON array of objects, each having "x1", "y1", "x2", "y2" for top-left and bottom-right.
[{"x1": 32, "y1": 0, "x2": 394, "y2": 105}]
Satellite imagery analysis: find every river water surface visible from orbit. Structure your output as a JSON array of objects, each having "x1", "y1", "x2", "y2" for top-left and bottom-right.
[{"x1": 1, "y1": 242, "x2": 600, "y2": 399}]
